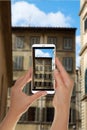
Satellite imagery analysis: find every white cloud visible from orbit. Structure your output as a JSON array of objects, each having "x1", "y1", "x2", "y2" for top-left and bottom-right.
[
  {"x1": 76, "y1": 35, "x2": 81, "y2": 67},
  {"x1": 11, "y1": 1, "x2": 71, "y2": 27},
  {"x1": 35, "y1": 49, "x2": 50, "y2": 57},
  {"x1": 76, "y1": 54, "x2": 80, "y2": 67},
  {"x1": 76, "y1": 35, "x2": 80, "y2": 46},
  {"x1": 11, "y1": 1, "x2": 80, "y2": 68}
]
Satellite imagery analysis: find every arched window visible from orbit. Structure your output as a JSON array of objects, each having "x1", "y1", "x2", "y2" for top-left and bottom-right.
[
  {"x1": 84, "y1": 18, "x2": 87, "y2": 31},
  {"x1": 85, "y1": 69, "x2": 87, "y2": 93}
]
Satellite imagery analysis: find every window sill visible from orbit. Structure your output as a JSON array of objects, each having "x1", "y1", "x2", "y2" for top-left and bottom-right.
[{"x1": 18, "y1": 121, "x2": 52, "y2": 125}]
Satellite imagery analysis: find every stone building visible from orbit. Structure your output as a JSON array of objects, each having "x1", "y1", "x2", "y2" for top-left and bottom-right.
[
  {"x1": 0, "y1": 1, "x2": 81, "y2": 130},
  {"x1": 34, "y1": 57, "x2": 53, "y2": 90},
  {"x1": 0, "y1": 1, "x2": 12, "y2": 122},
  {"x1": 79, "y1": 0, "x2": 87, "y2": 130},
  {"x1": 75, "y1": 68, "x2": 81, "y2": 130},
  {"x1": 10, "y1": 26, "x2": 77, "y2": 130}
]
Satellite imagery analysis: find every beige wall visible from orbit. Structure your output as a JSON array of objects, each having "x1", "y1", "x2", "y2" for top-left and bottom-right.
[
  {"x1": 80, "y1": 2, "x2": 87, "y2": 47},
  {"x1": 79, "y1": 0, "x2": 87, "y2": 130}
]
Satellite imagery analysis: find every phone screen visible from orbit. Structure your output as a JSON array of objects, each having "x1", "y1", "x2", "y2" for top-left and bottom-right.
[{"x1": 32, "y1": 45, "x2": 55, "y2": 93}]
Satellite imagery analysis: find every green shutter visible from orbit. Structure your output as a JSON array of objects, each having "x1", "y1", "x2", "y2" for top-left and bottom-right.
[{"x1": 85, "y1": 69, "x2": 87, "y2": 94}]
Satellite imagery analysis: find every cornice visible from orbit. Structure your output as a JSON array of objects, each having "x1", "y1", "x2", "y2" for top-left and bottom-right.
[
  {"x1": 12, "y1": 26, "x2": 77, "y2": 34},
  {"x1": 79, "y1": 1, "x2": 87, "y2": 16},
  {"x1": 79, "y1": 43, "x2": 87, "y2": 56},
  {"x1": 12, "y1": 26, "x2": 77, "y2": 31},
  {"x1": 81, "y1": 94, "x2": 87, "y2": 101}
]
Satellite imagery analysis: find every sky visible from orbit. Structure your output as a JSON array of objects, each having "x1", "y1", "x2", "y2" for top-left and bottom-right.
[
  {"x1": 11, "y1": 0, "x2": 80, "y2": 67},
  {"x1": 35, "y1": 49, "x2": 54, "y2": 57}
]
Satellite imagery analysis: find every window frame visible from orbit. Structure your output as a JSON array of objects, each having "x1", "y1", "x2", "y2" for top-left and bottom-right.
[
  {"x1": 63, "y1": 37, "x2": 73, "y2": 50},
  {"x1": 30, "y1": 36, "x2": 40, "y2": 47},
  {"x1": 13, "y1": 56, "x2": 24, "y2": 71},
  {"x1": 15, "y1": 36, "x2": 25, "y2": 49},
  {"x1": 47, "y1": 36, "x2": 57, "y2": 48},
  {"x1": 85, "y1": 69, "x2": 87, "y2": 94},
  {"x1": 84, "y1": 17, "x2": 87, "y2": 32},
  {"x1": 63, "y1": 57, "x2": 73, "y2": 72}
]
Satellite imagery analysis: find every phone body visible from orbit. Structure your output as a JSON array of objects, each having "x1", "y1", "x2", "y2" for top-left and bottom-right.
[{"x1": 32, "y1": 44, "x2": 55, "y2": 94}]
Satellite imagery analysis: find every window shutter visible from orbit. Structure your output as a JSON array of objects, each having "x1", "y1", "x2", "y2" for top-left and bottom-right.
[
  {"x1": 85, "y1": 69, "x2": 87, "y2": 93},
  {"x1": 63, "y1": 57, "x2": 73, "y2": 72},
  {"x1": 84, "y1": 18, "x2": 87, "y2": 31}
]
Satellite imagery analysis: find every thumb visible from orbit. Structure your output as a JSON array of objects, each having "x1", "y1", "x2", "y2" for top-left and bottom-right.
[{"x1": 29, "y1": 91, "x2": 47, "y2": 103}]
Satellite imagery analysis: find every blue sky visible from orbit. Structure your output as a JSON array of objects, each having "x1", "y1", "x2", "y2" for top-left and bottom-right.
[
  {"x1": 11, "y1": 0, "x2": 80, "y2": 67},
  {"x1": 35, "y1": 48, "x2": 54, "y2": 58}
]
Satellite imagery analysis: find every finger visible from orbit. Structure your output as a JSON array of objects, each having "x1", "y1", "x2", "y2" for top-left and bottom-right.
[
  {"x1": 29, "y1": 91, "x2": 47, "y2": 103},
  {"x1": 54, "y1": 78, "x2": 57, "y2": 90},
  {"x1": 55, "y1": 57, "x2": 71, "y2": 85},
  {"x1": 14, "y1": 68, "x2": 32, "y2": 89},
  {"x1": 54, "y1": 69, "x2": 65, "y2": 89},
  {"x1": 15, "y1": 68, "x2": 32, "y2": 84},
  {"x1": 19, "y1": 68, "x2": 32, "y2": 89}
]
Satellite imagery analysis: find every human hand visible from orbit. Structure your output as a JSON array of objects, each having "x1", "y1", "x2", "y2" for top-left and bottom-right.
[
  {"x1": 53, "y1": 58, "x2": 74, "y2": 110},
  {"x1": 9, "y1": 68, "x2": 47, "y2": 118},
  {"x1": 50, "y1": 58, "x2": 73, "y2": 130}
]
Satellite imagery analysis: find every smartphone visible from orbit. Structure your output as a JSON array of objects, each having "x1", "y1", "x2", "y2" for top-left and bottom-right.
[{"x1": 32, "y1": 44, "x2": 55, "y2": 94}]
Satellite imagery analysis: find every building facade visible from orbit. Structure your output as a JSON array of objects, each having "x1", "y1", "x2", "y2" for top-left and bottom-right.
[
  {"x1": 10, "y1": 26, "x2": 76, "y2": 130},
  {"x1": 79, "y1": 0, "x2": 87, "y2": 130},
  {"x1": 34, "y1": 57, "x2": 53, "y2": 90},
  {"x1": 0, "y1": 1, "x2": 12, "y2": 122},
  {"x1": 75, "y1": 68, "x2": 81, "y2": 130}
]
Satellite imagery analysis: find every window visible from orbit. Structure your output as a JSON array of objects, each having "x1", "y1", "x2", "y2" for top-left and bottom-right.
[
  {"x1": 35, "y1": 82, "x2": 37, "y2": 86},
  {"x1": 47, "y1": 82, "x2": 52, "y2": 87},
  {"x1": 19, "y1": 106, "x2": 54, "y2": 123},
  {"x1": 40, "y1": 66, "x2": 43, "y2": 71},
  {"x1": 35, "y1": 107, "x2": 53, "y2": 122},
  {"x1": 19, "y1": 107, "x2": 36, "y2": 122},
  {"x1": 69, "y1": 108, "x2": 76, "y2": 124},
  {"x1": 28, "y1": 107, "x2": 36, "y2": 121},
  {"x1": 49, "y1": 74, "x2": 52, "y2": 79},
  {"x1": 84, "y1": 18, "x2": 87, "y2": 31},
  {"x1": 29, "y1": 56, "x2": 32, "y2": 67},
  {"x1": 41, "y1": 82, "x2": 44, "y2": 87},
  {"x1": 15, "y1": 36, "x2": 24, "y2": 49},
  {"x1": 35, "y1": 107, "x2": 40, "y2": 121},
  {"x1": 13, "y1": 56, "x2": 24, "y2": 70},
  {"x1": 47, "y1": 36, "x2": 57, "y2": 48},
  {"x1": 72, "y1": 84, "x2": 76, "y2": 97},
  {"x1": 63, "y1": 38, "x2": 72, "y2": 50},
  {"x1": 35, "y1": 59, "x2": 42, "y2": 64},
  {"x1": 46, "y1": 107, "x2": 54, "y2": 122},
  {"x1": 85, "y1": 69, "x2": 87, "y2": 94},
  {"x1": 45, "y1": 74, "x2": 50, "y2": 79},
  {"x1": 30, "y1": 36, "x2": 40, "y2": 46},
  {"x1": 35, "y1": 107, "x2": 54, "y2": 122},
  {"x1": 35, "y1": 66, "x2": 38, "y2": 71},
  {"x1": 63, "y1": 57, "x2": 73, "y2": 72},
  {"x1": 45, "y1": 66, "x2": 52, "y2": 72}
]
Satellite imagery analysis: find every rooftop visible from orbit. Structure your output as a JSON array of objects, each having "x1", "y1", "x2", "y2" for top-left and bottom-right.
[{"x1": 12, "y1": 26, "x2": 77, "y2": 32}]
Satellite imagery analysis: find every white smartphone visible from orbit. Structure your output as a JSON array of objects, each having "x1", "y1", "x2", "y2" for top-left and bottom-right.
[{"x1": 32, "y1": 44, "x2": 56, "y2": 94}]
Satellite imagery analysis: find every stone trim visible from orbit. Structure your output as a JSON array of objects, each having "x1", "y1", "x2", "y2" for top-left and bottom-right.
[{"x1": 79, "y1": 43, "x2": 87, "y2": 56}]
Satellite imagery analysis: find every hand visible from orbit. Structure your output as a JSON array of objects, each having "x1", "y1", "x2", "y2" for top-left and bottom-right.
[
  {"x1": 9, "y1": 68, "x2": 47, "y2": 117},
  {"x1": 53, "y1": 58, "x2": 74, "y2": 110},
  {"x1": 0, "y1": 69, "x2": 47, "y2": 130}
]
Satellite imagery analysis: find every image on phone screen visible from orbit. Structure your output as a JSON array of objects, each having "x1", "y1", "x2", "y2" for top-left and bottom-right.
[{"x1": 32, "y1": 44, "x2": 55, "y2": 94}]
